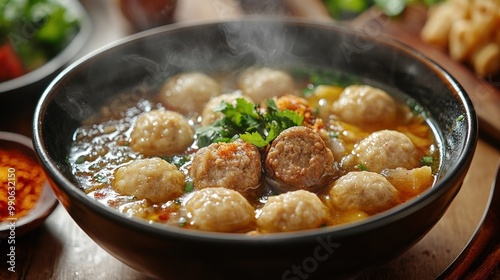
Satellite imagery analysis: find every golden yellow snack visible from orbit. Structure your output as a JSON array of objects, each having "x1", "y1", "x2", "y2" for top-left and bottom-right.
[
  {"x1": 421, "y1": 0, "x2": 500, "y2": 77},
  {"x1": 471, "y1": 42, "x2": 500, "y2": 77},
  {"x1": 448, "y1": 19, "x2": 476, "y2": 61},
  {"x1": 421, "y1": 2, "x2": 467, "y2": 49}
]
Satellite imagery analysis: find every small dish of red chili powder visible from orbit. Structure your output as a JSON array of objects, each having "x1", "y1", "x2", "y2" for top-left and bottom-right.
[{"x1": 0, "y1": 131, "x2": 58, "y2": 237}]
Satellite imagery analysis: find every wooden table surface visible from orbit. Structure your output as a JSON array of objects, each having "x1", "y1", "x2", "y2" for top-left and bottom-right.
[{"x1": 1, "y1": 1, "x2": 500, "y2": 279}]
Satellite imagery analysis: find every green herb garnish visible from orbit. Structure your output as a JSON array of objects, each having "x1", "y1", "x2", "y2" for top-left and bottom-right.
[
  {"x1": 0, "y1": 0, "x2": 81, "y2": 72},
  {"x1": 456, "y1": 115, "x2": 465, "y2": 122},
  {"x1": 163, "y1": 155, "x2": 191, "y2": 168},
  {"x1": 196, "y1": 98, "x2": 304, "y2": 148},
  {"x1": 185, "y1": 182, "x2": 194, "y2": 193},
  {"x1": 93, "y1": 174, "x2": 108, "y2": 184},
  {"x1": 356, "y1": 163, "x2": 368, "y2": 171},
  {"x1": 421, "y1": 156, "x2": 434, "y2": 166},
  {"x1": 239, "y1": 131, "x2": 269, "y2": 147},
  {"x1": 75, "y1": 155, "x2": 85, "y2": 164}
]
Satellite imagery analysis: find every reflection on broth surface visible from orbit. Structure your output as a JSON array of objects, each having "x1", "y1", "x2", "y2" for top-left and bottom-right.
[{"x1": 69, "y1": 67, "x2": 439, "y2": 234}]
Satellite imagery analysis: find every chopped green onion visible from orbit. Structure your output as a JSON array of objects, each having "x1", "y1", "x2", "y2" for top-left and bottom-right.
[
  {"x1": 421, "y1": 156, "x2": 434, "y2": 166},
  {"x1": 356, "y1": 163, "x2": 368, "y2": 171},
  {"x1": 75, "y1": 155, "x2": 85, "y2": 164},
  {"x1": 185, "y1": 182, "x2": 194, "y2": 193},
  {"x1": 93, "y1": 174, "x2": 108, "y2": 184}
]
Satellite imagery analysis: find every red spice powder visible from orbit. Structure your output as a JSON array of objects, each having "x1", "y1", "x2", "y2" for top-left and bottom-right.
[{"x1": 0, "y1": 148, "x2": 46, "y2": 221}]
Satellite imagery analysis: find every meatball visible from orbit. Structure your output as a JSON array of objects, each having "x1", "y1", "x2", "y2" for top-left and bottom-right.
[
  {"x1": 185, "y1": 187, "x2": 256, "y2": 233},
  {"x1": 353, "y1": 130, "x2": 420, "y2": 173},
  {"x1": 189, "y1": 140, "x2": 262, "y2": 198},
  {"x1": 328, "y1": 171, "x2": 399, "y2": 214},
  {"x1": 159, "y1": 72, "x2": 221, "y2": 115},
  {"x1": 112, "y1": 158, "x2": 185, "y2": 204},
  {"x1": 274, "y1": 94, "x2": 323, "y2": 131},
  {"x1": 237, "y1": 67, "x2": 298, "y2": 104},
  {"x1": 130, "y1": 109, "x2": 194, "y2": 156},
  {"x1": 257, "y1": 190, "x2": 328, "y2": 233},
  {"x1": 332, "y1": 85, "x2": 397, "y2": 129},
  {"x1": 201, "y1": 92, "x2": 254, "y2": 126},
  {"x1": 265, "y1": 126, "x2": 336, "y2": 193}
]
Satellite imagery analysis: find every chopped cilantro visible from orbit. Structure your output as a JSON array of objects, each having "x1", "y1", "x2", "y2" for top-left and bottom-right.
[
  {"x1": 196, "y1": 125, "x2": 224, "y2": 148},
  {"x1": 195, "y1": 98, "x2": 303, "y2": 148},
  {"x1": 240, "y1": 131, "x2": 269, "y2": 148}
]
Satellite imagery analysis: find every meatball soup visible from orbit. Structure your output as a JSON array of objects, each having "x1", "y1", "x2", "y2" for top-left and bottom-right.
[{"x1": 69, "y1": 67, "x2": 439, "y2": 234}]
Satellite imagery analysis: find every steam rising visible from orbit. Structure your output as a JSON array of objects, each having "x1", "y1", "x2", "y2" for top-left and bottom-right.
[
  {"x1": 221, "y1": 21, "x2": 296, "y2": 65},
  {"x1": 54, "y1": 20, "x2": 332, "y2": 122}
]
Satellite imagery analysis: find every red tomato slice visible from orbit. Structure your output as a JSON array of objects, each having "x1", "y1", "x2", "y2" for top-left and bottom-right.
[{"x1": 0, "y1": 42, "x2": 25, "y2": 82}]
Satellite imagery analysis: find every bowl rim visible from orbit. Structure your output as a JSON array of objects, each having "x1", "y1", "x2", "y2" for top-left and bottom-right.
[
  {"x1": 0, "y1": 0, "x2": 93, "y2": 95},
  {"x1": 32, "y1": 18, "x2": 478, "y2": 243}
]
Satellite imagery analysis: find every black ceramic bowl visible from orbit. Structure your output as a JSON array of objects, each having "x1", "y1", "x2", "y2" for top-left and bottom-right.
[{"x1": 33, "y1": 19, "x2": 477, "y2": 280}]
